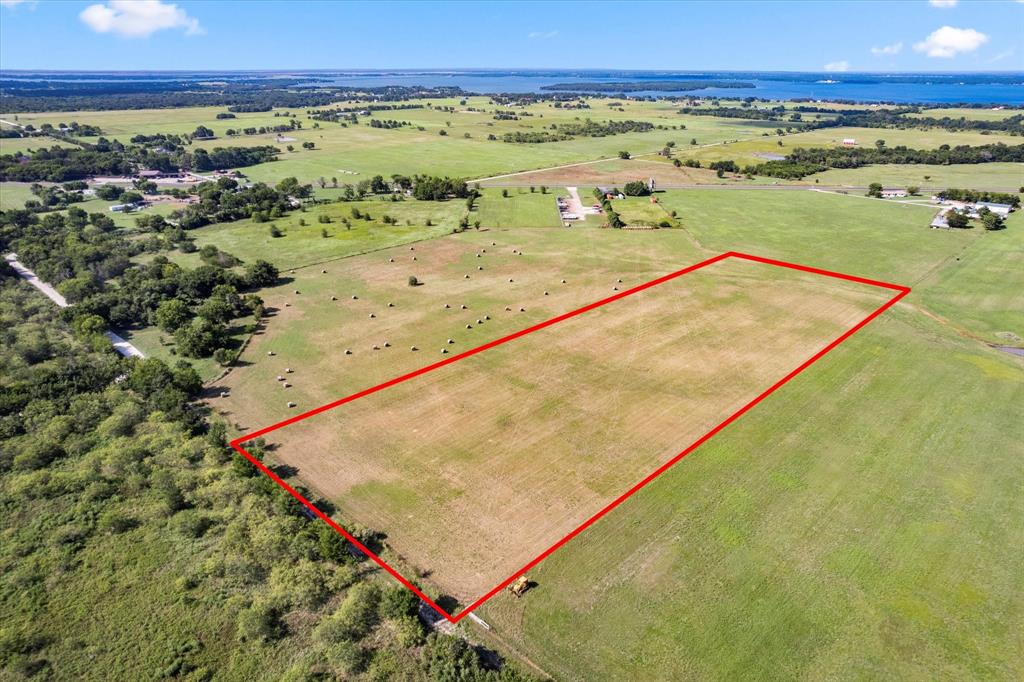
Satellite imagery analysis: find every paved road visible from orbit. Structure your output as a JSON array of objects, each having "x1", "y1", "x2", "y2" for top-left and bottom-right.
[{"x1": 5, "y1": 253, "x2": 145, "y2": 359}]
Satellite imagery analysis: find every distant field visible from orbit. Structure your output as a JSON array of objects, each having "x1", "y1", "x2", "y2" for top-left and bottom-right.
[
  {"x1": 6, "y1": 97, "x2": 799, "y2": 184},
  {"x1": 808, "y1": 163, "x2": 1024, "y2": 191},
  {"x1": 0, "y1": 181, "x2": 38, "y2": 209},
  {"x1": 676, "y1": 126, "x2": 1023, "y2": 167},
  {"x1": 186, "y1": 198, "x2": 464, "y2": 270},
  {"x1": 478, "y1": 156, "x2": 784, "y2": 188},
  {"x1": 474, "y1": 188, "x2": 562, "y2": 227},
  {"x1": 0, "y1": 136, "x2": 74, "y2": 157},
  {"x1": 905, "y1": 106, "x2": 1022, "y2": 121},
  {"x1": 612, "y1": 195, "x2": 679, "y2": 226}
]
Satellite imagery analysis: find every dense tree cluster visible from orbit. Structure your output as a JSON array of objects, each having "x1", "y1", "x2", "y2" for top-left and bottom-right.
[
  {"x1": 0, "y1": 282, "x2": 535, "y2": 679},
  {"x1": 936, "y1": 188, "x2": 1021, "y2": 207},
  {"x1": 0, "y1": 142, "x2": 279, "y2": 182},
  {"x1": 410, "y1": 175, "x2": 471, "y2": 201},
  {"x1": 503, "y1": 118, "x2": 655, "y2": 143},
  {"x1": 745, "y1": 143, "x2": 1024, "y2": 179}
]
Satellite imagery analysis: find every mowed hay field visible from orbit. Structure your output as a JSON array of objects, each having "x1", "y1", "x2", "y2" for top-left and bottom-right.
[
  {"x1": 209, "y1": 189, "x2": 1023, "y2": 679},
  {"x1": 232, "y1": 255, "x2": 890, "y2": 604}
]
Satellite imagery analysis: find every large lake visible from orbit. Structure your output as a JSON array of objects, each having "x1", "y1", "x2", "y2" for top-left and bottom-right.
[{"x1": 307, "y1": 71, "x2": 1024, "y2": 104}]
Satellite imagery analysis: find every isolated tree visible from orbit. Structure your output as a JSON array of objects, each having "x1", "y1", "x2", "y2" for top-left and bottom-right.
[
  {"x1": 245, "y1": 260, "x2": 279, "y2": 288},
  {"x1": 866, "y1": 183, "x2": 883, "y2": 198},
  {"x1": 618, "y1": 151, "x2": 631, "y2": 160},
  {"x1": 907, "y1": 186, "x2": 920, "y2": 196}
]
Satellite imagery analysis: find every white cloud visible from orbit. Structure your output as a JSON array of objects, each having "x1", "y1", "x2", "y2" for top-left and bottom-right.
[
  {"x1": 928, "y1": 0, "x2": 958, "y2": 7},
  {"x1": 913, "y1": 26, "x2": 989, "y2": 58},
  {"x1": 824, "y1": 60, "x2": 850, "y2": 72},
  {"x1": 527, "y1": 30, "x2": 558, "y2": 39},
  {"x1": 80, "y1": 0, "x2": 203, "y2": 38},
  {"x1": 870, "y1": 42, "x2": 904, "y2": 56},
  {"x1": 0, "y1": 0, "x2": 36, "y2": 8}
]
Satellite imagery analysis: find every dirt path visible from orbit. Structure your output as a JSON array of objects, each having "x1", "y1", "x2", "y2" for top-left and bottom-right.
[
  {"x1": 5, "y1": 253, "x2": 145, "y2": 359},
  {"x1": 565, "y1": 186, "x2": 588, "y2": 216}
]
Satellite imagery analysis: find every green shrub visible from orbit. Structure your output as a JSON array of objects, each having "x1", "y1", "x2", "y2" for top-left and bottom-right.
[{"x1": 314, "y1": 583, "x2": 381, "y2": 643}]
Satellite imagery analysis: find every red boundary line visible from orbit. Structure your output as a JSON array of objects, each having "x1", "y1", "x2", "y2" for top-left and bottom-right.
[{"x1": 230, "y1": 251, "x2": 910, "y2": 623}]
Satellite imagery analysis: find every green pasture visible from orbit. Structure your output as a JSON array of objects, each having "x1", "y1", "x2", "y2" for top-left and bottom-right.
[
  {"x1": 809, "y1": 163, "x2": 1024, "y2": 191},
  {"x1": 186, "y1": 198, "x2": 463, "y2": 270},
  {"x1": 474, "y1": 188, "x2": 562, "y2": 228}
]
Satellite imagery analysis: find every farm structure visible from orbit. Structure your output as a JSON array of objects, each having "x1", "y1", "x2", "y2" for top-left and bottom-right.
[{"x1": 230, "y1": 252, "x2": 906, "y2": 619}]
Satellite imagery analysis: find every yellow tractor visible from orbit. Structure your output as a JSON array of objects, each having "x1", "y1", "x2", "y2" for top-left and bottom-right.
[{"x1": 508, "y1": 575, "x2": 531, "y2": 598}]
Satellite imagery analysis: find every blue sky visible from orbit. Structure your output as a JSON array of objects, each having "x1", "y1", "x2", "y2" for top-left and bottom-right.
[{"x1": 1, "y1": 0, "x2": 1022, "y2": 72}]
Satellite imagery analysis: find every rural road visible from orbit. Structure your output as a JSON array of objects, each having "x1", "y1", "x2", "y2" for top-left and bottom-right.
[{"x1": 5, "y1": 253, "x2": 145, "y2": 359}]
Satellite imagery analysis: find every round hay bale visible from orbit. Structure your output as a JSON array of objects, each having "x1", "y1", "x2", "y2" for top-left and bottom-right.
[
  {"x1": 477, "y1": 266, "x2": 483, "y2": 270},
  {"x1": 613, "y1": 286, "x2": 619, "y2": 291},
  {"x1": 345, "y1": 349, "x2": 352, "y2": 355},
  {"x1": 519, "y1": 307, "x2": 526, "y2": 312},
  {"x1": 412, "y1": 256, "x2": 417, "y2": 261},
  {"x1": 465, "y1": 274, "x2": 470, "y2": 279},
  {"x1": 491, "y1": 241, "x2": 496, "y2": 246},
  {"x1": 444, "y1": 303, "x2": 451, "y2": 309},
  {"x1": 276, "y1": 375, "x2": 285, "y2": 381},
  {"x1": 544, "y1": 291, "x2": 549, "y2": 296},
  {"x1": 508, "y1": 278, "x2": 514, "y2": 283},
  {"x1": 287, "y1": 401, "x2": 296, "y2": 408},
  {"x1": 561, "y1": 279, "x2": 566, "y2": 284},
  {"x1": 369, "y1": 313, "x2": 375, "y2": 318},
  {"x1": 461, "y1": 304, "x2": 467, "y2": 310},
  {"x1": 505, "y1": 306, "x2": 512, "y2": 311},
  {"x1": 476, "y1": 253, "x2": 481, "y2": 258},
  {"x1": 466, "y1": 324, "x2": 473, "y2": 329},
  {"x1": 485, "y1": 315, "x2": 490, "y2": 320},
  {"x1": 373, "y1": 344, "x2": 380, "y2": 350},
  {"x1": 289, "y1": 270, "x2": 295, "y2": 274},
  {"x1": 384, "y1": 341, "x2": 391, "y2": 347},
  {"x1": 447, "y1": 338, "x2": 454, "y2": 344},
  {"x1": 476, "y1": 319, "x2": 483, "y2": 324},
  {"x1": 294, "y1": 290, "x2": 300, "y2": 295},
  {"x1": 388, "y1": 302, "x2": 395, "y2": 307},
  {"x1": 441, "y1": 348, "x2": 448, "y2": 354},
  {"x1": 617, "y1": 278, "x2": 623, "y2": 283},
  {"x1": 410, "y1": 345, "x2": 418, "y2": 351},
  {"x1": 352, "y1": 295, "x2": 358, "y2": 300},
  {"x1": 283, "y1": 382, "x2": 291, "y2": 388},
  {"x1": 389, "y1": 258, "x2": 394, "y2": 263},
  {"x1": 322, "y1": 269, "x2": 328, "y2": 274},
  {"x1": 285, "y1": 368, "x2": 293, "y2": 373},
  {"x1": 267, "y1": 351, "x2": 275, "y2": 356},
  {"x1": 284, "y1": 302, "x2": 291, "y2": 307},
  {"x1": 330, "y1": 296, "x2": 337, "y2": 301},
  {"x1": 409, "y1": 246, "x2": 415, "y2": 251}
]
